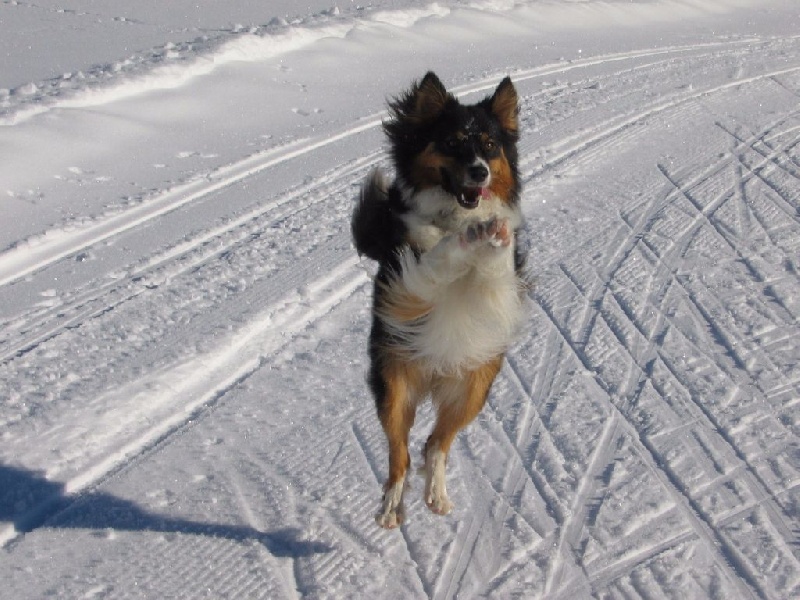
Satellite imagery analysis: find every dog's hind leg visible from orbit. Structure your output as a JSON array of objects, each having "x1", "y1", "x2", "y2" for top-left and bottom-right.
[
  {"x1": 424, "y1": 355, "x2": 503, "y2": 515},
  {"x1": 375, "y1": 359, "x2": 423, "y2": 529}
]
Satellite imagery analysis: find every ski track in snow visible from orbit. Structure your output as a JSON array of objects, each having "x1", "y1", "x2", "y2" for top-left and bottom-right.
[{"x1": 2, "y1": 5, "x2": 800, "y2": 599}]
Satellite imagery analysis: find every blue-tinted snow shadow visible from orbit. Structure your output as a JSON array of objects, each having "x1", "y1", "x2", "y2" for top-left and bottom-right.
[{"x1": 0, "y1": 464, "x2": 331, "y2": 557}]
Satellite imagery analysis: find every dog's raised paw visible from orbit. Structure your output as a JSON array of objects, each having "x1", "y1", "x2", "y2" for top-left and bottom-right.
[{"x1": 460, "y1": 217, "x2": 511, "y2": 248}]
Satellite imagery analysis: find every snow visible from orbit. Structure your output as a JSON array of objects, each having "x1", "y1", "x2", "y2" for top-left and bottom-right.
[{"x1": 1, "y1": 0, "x2": 799, "y2": 598}]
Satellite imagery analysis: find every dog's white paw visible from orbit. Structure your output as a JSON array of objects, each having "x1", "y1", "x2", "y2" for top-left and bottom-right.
[
  {"x1": 425, "y1": 488, "x2": 454, "y2": 515},
  {"x1": 376, "y1": 480, "x2": 406, "y2": 529},
  {"x1": 459, "y1": 217, "x2": 511, "y2": 249},
  {"x1": 424, "y1": 445, "x2": 454, "y2": 516},
  {"x1": 376, "y1": 506, "x2": 404, "y2": 529}
]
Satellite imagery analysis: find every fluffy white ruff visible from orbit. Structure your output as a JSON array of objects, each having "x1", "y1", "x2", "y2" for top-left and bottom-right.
[{"x1": 381, "y1": 189, "x2": 524, "y2": 374}]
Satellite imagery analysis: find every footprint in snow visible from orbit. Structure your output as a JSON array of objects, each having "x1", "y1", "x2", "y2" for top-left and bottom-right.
[
  {"x1": 292, "y1": 107, "x2": 323, "y2": 117},
  {"x1": 176, "y1": 151, "x2": 220, "y2": 159}
]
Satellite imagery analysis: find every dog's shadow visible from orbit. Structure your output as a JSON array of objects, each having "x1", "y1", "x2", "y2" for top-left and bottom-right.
[{"x1": 0, "y1": 464, "x2": 331, "y2": 557}]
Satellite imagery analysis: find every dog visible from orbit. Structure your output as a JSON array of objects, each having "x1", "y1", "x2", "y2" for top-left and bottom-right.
[{"x1": 351, "y1": 72, "x2": 527, "y2": 528}]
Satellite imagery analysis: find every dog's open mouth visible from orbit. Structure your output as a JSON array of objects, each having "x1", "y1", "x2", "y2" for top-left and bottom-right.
[
  {"x1": 456, "y1": 186, "x2": 489, "y2": 209},
  {"x1": 441, "y1": 168, "x2": 489, "y2": 210}
]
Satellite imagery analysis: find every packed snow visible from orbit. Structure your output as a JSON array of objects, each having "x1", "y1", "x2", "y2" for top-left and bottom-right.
[{"x1": 1, "y1": 0, "x2": 799, "y2": 598}]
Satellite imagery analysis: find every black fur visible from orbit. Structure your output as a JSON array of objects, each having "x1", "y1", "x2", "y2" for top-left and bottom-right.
[{"x1": 351, "y1": 170, "x2": 408, "y2": 265}]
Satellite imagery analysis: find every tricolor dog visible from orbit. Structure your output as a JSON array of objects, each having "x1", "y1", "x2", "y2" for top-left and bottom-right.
[{"x1": 351, "y1": 72, "x2": 527, "y2": 528}]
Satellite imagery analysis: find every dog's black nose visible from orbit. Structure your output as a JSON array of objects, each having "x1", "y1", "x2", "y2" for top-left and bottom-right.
[{"x1": 467, "y1": 164, "x2": 489, "y2": 182}]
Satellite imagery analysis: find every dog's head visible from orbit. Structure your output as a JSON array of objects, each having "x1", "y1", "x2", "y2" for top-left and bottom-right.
[{"x1": 384, "y1": 72, "x2": 519, "y2": 209}]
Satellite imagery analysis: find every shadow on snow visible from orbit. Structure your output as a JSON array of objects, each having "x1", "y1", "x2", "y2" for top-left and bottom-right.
[{"x1": 0, "y1": 464, "x2": 331, "y2": 557}]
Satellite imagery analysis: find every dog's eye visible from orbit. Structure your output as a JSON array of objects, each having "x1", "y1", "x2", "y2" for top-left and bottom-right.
[{"x1": 484, "y1": 139, "x2": 497, "y2": 152}]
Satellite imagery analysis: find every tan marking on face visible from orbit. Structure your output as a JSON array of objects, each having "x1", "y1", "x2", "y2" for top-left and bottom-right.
[
  {"x1": 411, "y1": 142, "x2": 452, "y2": 190},
  {"x1": 488, "y1": 149, "x2": 515, "y2": 202}
]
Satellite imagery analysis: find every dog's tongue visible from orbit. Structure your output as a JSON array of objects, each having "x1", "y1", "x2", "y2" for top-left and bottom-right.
[{"x1": 458, "y1": 187, "x2": 489, "y2": 209}]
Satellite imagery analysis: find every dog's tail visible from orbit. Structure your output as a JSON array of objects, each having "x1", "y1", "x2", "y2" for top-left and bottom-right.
[{"x1": 351, "y1": 168, "x2": 393, "y2": 262}]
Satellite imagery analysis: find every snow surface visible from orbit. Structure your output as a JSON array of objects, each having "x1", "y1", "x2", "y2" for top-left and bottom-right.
[{"x1": 1, "y1": 0, "x2": 800, "y2": 598}]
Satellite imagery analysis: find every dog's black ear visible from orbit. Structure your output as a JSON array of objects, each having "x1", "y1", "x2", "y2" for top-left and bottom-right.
[
  {"x1": 385, "y1": 72, "x2": 452, "y2": 144},
  {"x1": 389, "y1": 72, "x2": 450, "y2": 125},
  {"x1": 490, "y1": 77, "x2": 518, "y2": 134},
  {"x1": 412, "y1": 72, "x2": 450, "y2": 122}
]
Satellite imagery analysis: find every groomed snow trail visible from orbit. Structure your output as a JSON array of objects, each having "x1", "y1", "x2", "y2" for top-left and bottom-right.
[{"x1": 1, "y1": 2, "x2": 799, "y2": 599}]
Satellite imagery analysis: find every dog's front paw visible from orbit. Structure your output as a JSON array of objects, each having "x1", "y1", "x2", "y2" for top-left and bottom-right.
[{"x1": 460, "y1": 217, "x2": 512, "y2": 248}]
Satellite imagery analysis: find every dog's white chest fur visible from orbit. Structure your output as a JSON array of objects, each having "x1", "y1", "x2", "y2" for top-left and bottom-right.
[{"x1": 383, "y1": 191, "x2": 524, "y2": 374}]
